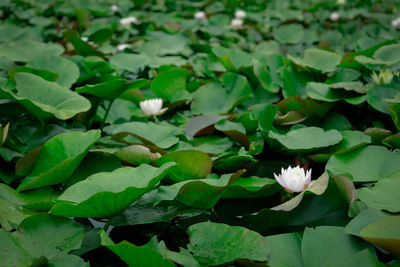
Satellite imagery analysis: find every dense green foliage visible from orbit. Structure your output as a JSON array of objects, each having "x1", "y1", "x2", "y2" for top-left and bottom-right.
[{"x1": 1, "y1": 0, "x2": 400, "y2": 266}]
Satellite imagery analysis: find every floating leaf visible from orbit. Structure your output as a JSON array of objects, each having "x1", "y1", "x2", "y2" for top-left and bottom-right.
[
  {"x1": 357, "y1": 173, "x2": 400, "y2": 212},
  {"x1": 187, "y1": 222, "x2": 270, "y2": 266},
  {"x1": 50, "y1": 163, "x2": 174, "y2": 218},
  {"x1": 17, "y1": 130, "x2": 101, "y2": 192},
  {"x1": 154, "y1": 150, "x2": 213, "y2": 183},
  {"x1": 326, "y1": 145, "x2": 400, "y2": 182},
  {"x1": 0, "y1": 73, "x2": 91, "y2": 121},
  {"x1": 268, "y1": 127, "x2": 342, "y2": 153},
  {"x1": 0, "y1": 214, "x2": 83, "y2": 266},
  {"x1": 155, "y1": 170, "x2": 245, "y2": 209},
  {"x1": 289, "y1": 48, "x2": 342, "y2": 72}
]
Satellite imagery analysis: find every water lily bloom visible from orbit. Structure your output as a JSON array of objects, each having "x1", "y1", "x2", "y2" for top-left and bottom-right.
[
  {"x1": 139, "y1": 98, "x2": 168, "y2": 116},
  {"x1": 117, "y1": 44, "x2": 131, "y2": 51},
  {"x1": 392, "y1": 18, "x2": 400, "y2": 28},
  {"x1": 111, "y1": 5, "x2": 119, "y2": 11},
  {"x1": 194, "y1": 11, "x2": 206, "y2": 19},
  {"x1": 330, "y1": 12, "x2": 340, "y2": 21},
  {"x1": 274, "y1": 166, "x2": 312, "y2": 193},
  {"x1": 231, "y1": 18, "x2": 243, "y2": 27},
  {"x1": 120, "y1": 16, "x2": 138, "y2": 26},
  {"x1": 234, "y1": 9, "x2": 246, "y2": 19}
]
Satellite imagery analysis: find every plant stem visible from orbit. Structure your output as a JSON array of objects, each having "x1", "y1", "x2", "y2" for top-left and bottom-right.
[{"x1": 101, "y1": 100, "x2": 114, "y2": 128}]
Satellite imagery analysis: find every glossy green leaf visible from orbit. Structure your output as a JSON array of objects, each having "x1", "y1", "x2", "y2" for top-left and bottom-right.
[
  {"x1": 0, "y1": 214, "x2": 83, "y2": 267},
  {"x1": 0, "y1": 40, "x2": 64, "y2": 62},
  {"x1": 76, "y1": 79, "x2": 128, "y2": 100},
  {"x1": 326, "y1": 145, "x2": 400, "y2": 182},
  {"x1": 104, "y1": 121, "x2": 179, "y2": 149},
  {"x1": 100, "y1": 231, "x2": 176, "y2": 267},
  {"x1": 274, "y1": 24, "x2": 304, "y2": 44},
  {"x1": 17, "y1": 130, "x2": 100, "y2": 192},
  {"x1": 266, "y1": 233, "x2": 303, "y2": 267},
  {"x1": 151, "y1": 68, "x2": 190, "y2": 99},
  {"x1": 302, "y1": 226, "x2": 378, "y2": 267},
  {"x1": 357, "y1": 173, "x2": 400, "y2": 212},
  {"x1": 155, "y1": 170, "x2": 245, "y2": 209},
  {"x1": 154, "y1": 150, "x2": 212, "y2": 183},
  {"x1": 0, "y1": 73, "x2": 91, "y2": 121},
  {"x1": 187, "y1": 222, "x2": 270, "y2": 266},
  {"x1": 367, "y1": 84, "x2": 400, "y2": 114},
  {"x1": 185, "y1": 114, "x2": 229, "y2": 137},
  {"x1": 50, "y1": 163, "x2": 174, "y2": 218},
  {"x1": 26, "y1": 56, "x2": 80, "y2": 88},
  {"x1": 268, "y1": 127, "x2": 342, "y2": 153},
  {"x1": 289, "y1": 48, "x2": 342, "y2": 72}
]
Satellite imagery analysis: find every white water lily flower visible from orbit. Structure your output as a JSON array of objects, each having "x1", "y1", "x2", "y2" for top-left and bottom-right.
[
  {"x1": 139, "y1": 98, "x2": 168, "y2": 116},
  {"x1": 391, "y1": 18, "x2": 400, "y2": 28},
  {"x1": 234, "y1": 9, "x2": 246, "y2": 19},
  {"x1": 117, "y1": 44, "x2": 131, "y2": 51},
  {"x1": 111, "y1": 5, "x2": 119, "y2": 12},
  {"x1": 194, "y1": 11, "x2": 206, "y2": 19},
  {"x1": 120, "y1": 16, "x2": 138, "y2": 26},
  {"x1": 81, "y1": 36, "x2": 88, "y2": 42},
  {"x1": 330, "y1": 12, "x2": 340, "y2": 22},
  {"x1": 274, "y1": 166, "x2": 312, "y2": 193},
  {"x1": 231, "y1": 18, "x2": 243, "y2": 27}
]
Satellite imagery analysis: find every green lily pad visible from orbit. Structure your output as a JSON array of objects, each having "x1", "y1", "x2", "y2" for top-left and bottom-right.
[
  {"x1": 357, "y1": 173, "x2": 400, "y2": 212},
  {"x1": 155, "y1": 170, "x2": 245, "y2": 209},
  {"x1": 0, "y1": 40, "x2": 64, "y2": 62},
  {"x1": 306, "y1": 82, "x2": 366, "y2": 104},
  {"x1": 185, "y1": 114, "x2": 229, "y2": 137},
  {"x1": 0, "y1": 73, "x2": 91, "y2": 121},
  {"x1": 367, "y1": 84, "x2": 400, "y2": 114},
  {"x1": 0, "y1": 214, "x2": 83, "y2": 267},
  {"x1": 187, "y1": 222, "x2": 270, "y2": 266},
  {"x1": 326, "y1": 145, "x2": 400, "y2": 182},
  {"x1": 100, "y1": 232, "x2": 176, "y2": 267},
  {"x1": 289, "y1": 48, "x2": 342, "y2": 72},
  {"x1": 76, "y1": 79, "x2": 128, "y2": 100},
  {"x1": 266, "y1": 233, "x2": 303, "y2": 267},
  {"x1": 154, "y1": 150, "x2": 213, "y2": 183},
  {"x1": 151, "y1": 68, "x2": 190, "y2": 99},
  {"x1": 345, "y1": 209, "x2": 400, "y2": 257},
  {"x1": 274, "y1": 24, "x2": 304, "y2": 45},
  {"x1": 26, "y1": 56, "x2": 80, "y2": 88},
  {"x1": 17, "y1": 130, "x2": 101, "y2": 192},
  {"x1": 50, "y1": 163, "x2": 174, "y2": 218},
  {"x1": 104, "y1": 121, "x2": 179, "y2": 149},
  {"x1": 309, "y1": 130, "x2": 372, "y2": 162},
  {"x1": 302, "y1": 226, "x2": 378, "y2": 267},
  {"x1": 268, "y1": 127, "x2": 342, "y2": 153}
]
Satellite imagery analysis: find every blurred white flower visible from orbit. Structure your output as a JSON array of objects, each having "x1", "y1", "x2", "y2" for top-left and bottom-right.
[
  {"x1": 139, "y1": 98, "x2": 168, "y2": 116},
  {"x1": 392, "y1": 17, "x2": 400, "y2": 28},
  {"x1": 372, "y1": 69, "x2": 395, "y2": 85},
  {"x1": 235, "y1": 9, "x2": 246, "y2": 19},
  {"x1": 274, "y1": 166, "x2": 312, "y2": 193},
  {"x1": 231, "y1": 18, "x2": 243, "y2": 27},
  {"x1": 117, "y1": 44, "x2": 131, "y2": 51},
  {"x1": 111, "y1": 5, "x2": 119, "y2": 12},
  {"x1": 81, "y1": 36, "x2": 88, "y2": 42},
  {"x1": 194, "y1": 11, "x2": 206, "y2": 19},
  {"x1": 330, "y1": 12, "x2": 340, "y2": 22},
  {"x1": 337, "y1": 0, "x2": 346, "y2": 4},
  {"x1": 120, "y1": 16, "x2": 138, "y2": 26}
]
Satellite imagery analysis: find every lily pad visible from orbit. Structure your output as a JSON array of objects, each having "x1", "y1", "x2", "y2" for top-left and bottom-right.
[
  {"x1": 268, "y1": 127, "x2": 343, "y2": 153},
  {"x1": 154, "y1": 150, "x2": 213, "y2": 183},
  {"x1": 357, "y1": 173, "x2": 400, "y2": 212},
  {"x1": 326, "y1": 145, "x2": 400, "y2": 182},
  {"x1": 0, "y1": 214, "x2": 83, "y2": 267},
  {"x1": 155, "y1": 170, "x2": 245, "y2": 209},
  {"x1": 0, "y1": 73, "x2": 91, "y2": 121},
  {"x1": 50, "y1": 163, "x2": 174, "y2": 218},
  {"x1": 104, "y1": 121, "x2": 179, "y2": 149},
  {"x1": 187, "y1": 222, "x2": 270, "y2": 266},
  {"x1": 17, "y1": 130, "x2": 101, "y2": 192}
]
